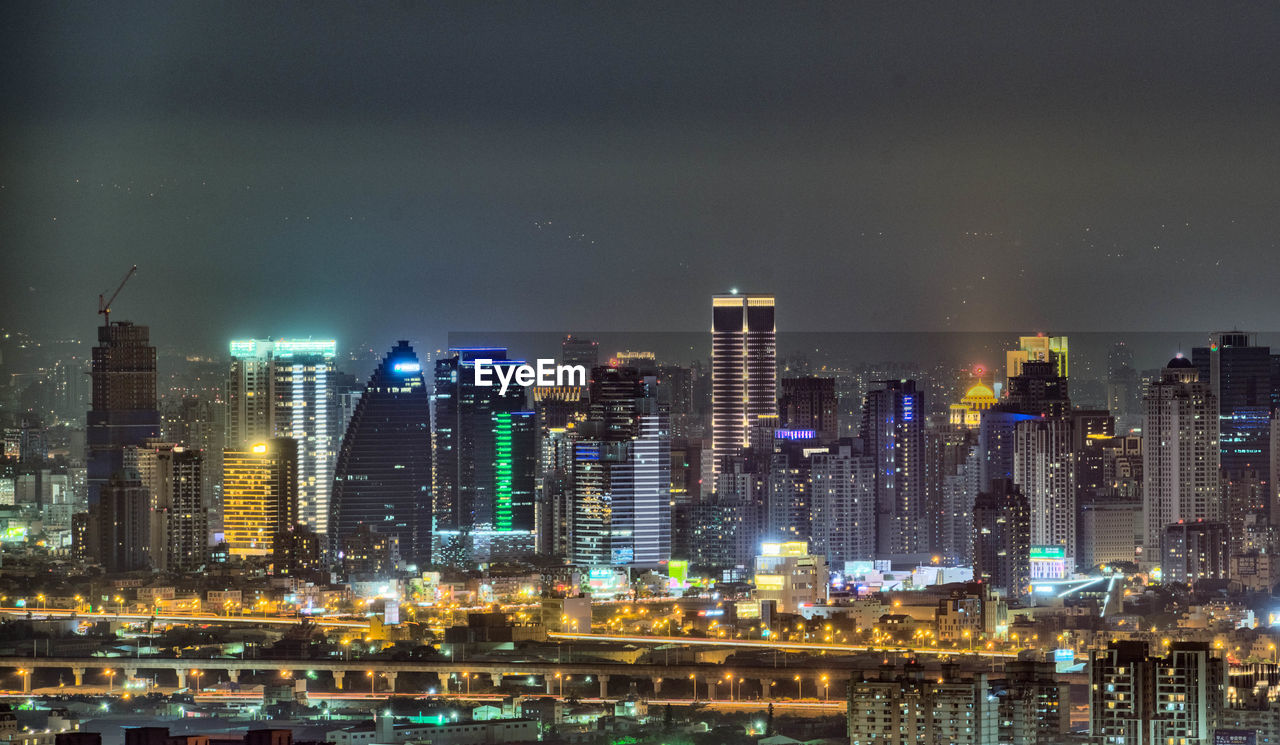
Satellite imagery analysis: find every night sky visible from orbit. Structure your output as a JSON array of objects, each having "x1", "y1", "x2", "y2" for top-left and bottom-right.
[{"x1": 5, "y1": 2, "x2": 1280, "y2": 352}]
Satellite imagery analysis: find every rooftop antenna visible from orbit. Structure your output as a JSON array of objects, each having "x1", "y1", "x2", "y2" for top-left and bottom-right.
[{"x1": 98, "y1": 265, "x2": 138, "y2": 324}]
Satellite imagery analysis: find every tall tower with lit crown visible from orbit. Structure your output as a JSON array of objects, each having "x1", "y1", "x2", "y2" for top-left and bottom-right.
[{"x1": 711, "y1": 293, "x2": 776, "y2": 480}]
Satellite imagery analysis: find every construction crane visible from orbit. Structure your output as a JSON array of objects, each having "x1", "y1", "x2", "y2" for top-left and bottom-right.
[{"x1": 98, "y1": 265, "x2": 138, "y2": 324}]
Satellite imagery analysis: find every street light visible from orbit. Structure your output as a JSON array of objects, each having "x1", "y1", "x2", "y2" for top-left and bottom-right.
[
  {"x1": 366, "y1": 670, "x2": 375, "y2": 695},
  {"x1": 17, "y1": 669, "x2": 29, "y2": 693},
  {"x1": 794, "y1": 675, "x2": 803, "y2": 700},
  {"x1": 190, "y1": 669, "x2": 203, "y2": 691},
  {"x1": 103, "y1": 669, "x2": 115, "y2": 692},
  {"x1": 821, "y1": 675, "x2": 829, "y2": 701},
  {"x1": 689, "y1": 674, "x2": 696, "y2": 702}
]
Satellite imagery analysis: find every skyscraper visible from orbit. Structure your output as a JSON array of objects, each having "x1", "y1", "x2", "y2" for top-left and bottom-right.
[
  {"x1": 860, "y1": 379, "x2": 926, "y2": 557},
  {"x1": 87, "y1": 322, "x2": 160, "y2": 508},
  {"x1": 572, "y1": 366, "x2": 671, "y2": 567},
  {"x1": 226, "y1": 339, "x2": 337, "y2": 535},
  {"x1": 711, "y1": 293, "x2": 776, "y2": 479},
  {"x1": 1143, "y1": 355, "x2": 1220, "y2": 556},
  {"x1": 222, "y1": 437, "x2": 298, "y2": 559},
  {"x1": 96, "y1": 467, "x2": 151, "y2": 573},
  {"x1": 1090, "y1": 641, "x2": 1225, "y2": 744},
  {"x1": 808, "y1": 440, "x2": 877, "y2": 565},
  {"x1": 432, "y1": 348, "x2": 534, "y2": 563},
  {"x1": 332, "y1": 341, "x2": 432, "y2": 566},
  {"x1": 972, "y1": 478, "x2": 1031, "y2": 599}
]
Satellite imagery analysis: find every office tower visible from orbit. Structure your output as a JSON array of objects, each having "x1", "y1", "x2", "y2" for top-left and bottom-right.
[
  {"x1": 711, "y1": 293, "x2": 776, "y2": 478},
  {"x1": 560, "y1": 335, "x2": 599, "y2": 369},
  {"x1": 1143, "y1": 355, "x2": 1220, "y2": 556},
  {"x1": 860, "y1": 379, "x2": 926, "y2": 558},
  {"x1": 87, "y1": 322, "x2": 160, "y2": 508},
  {"x1": 340, "y1": 523, "x2": 400, "y2": 578},
  {"x1": 332, "y1": 341, "x2": 432, "y2": 566},
  {"x1": 1161, "y1": 520, "x2": 1228, "y2": 584},
  {"x1": 937, "y1": 436, "x2": 981, "y2": 566},
  {"x1": 779, "y1": 377, "x2": 837, "y2": 442},
  {"x1": 809, "y1": 440, "x2": 876, "y2": 565},
  {"x1": 96, "y1": 468, "x2": 152, "y2": 573},
  {"x1": 972, "y1": 478, "x2": 1030, "y2": 598},
  {"x1": 432, "y1": 348, "x2": 533, "y2": 563},
  {"x1": 1005, "y1": 334, "x2": 1068, "y2": 384},
  {"x1": 658, "y1": 364, "x2": 697, "y2": 439},
  {"x1": 572, "y1": 366, "x2": 671, "y2": 567},
  {"x1": 691, "y1": 458, "x2": 759, "y2": 568},
  {"x1": 765, "y1": 436, "x2": 818, "y2": 541},
  {"x1": 226, "y1": 339, "x2": 337, "y2": 536},
  {"x1": 222, "y1": 437, "x2": 298, "y2": 559},
  {"x1": 152, "y1": 447, "x2": 207, "y2": 573},
  {"x1": 1013, "y1": 418, "x2": 1075, "y2": 566},
  {"x1": 1090, "y1": 641, "x2": 1225, "y2": 745},
  {"x1": 848, "y1": 661, "x2": 997, "y2": 745},
  {"x1": 537, "y1": 413, "x2": 580, "y2": 559}
]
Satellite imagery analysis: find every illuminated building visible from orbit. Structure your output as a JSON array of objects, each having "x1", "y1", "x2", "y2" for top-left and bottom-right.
[
  {"x1": 332, "y1": 341, "x2": 432, "y2": 566},
  {"x1": 847, "y1": 661, "x2": 996, "y2": 745},
  {"x1": 1078, "y1": 498, "x2": 1142, "y2": 570},
  {"x1": 572, "y1": 366, "x2": 671, "y2": 568},
  {"x1": 1193, "y1": 331, "x2": 1273, "y2": 477},
  {"x1": 1143, "y1": 355, "x2": 1219, "y2": 558},
  {"x1": 272, "y1": 525, "x2": 322, "y2": 577},
  {"x1": 1014, "y1": 418, "x2": 1075, "y2": 568},
  {"x1": 972, "y1": 478, "x2": 1030, "y2": 599},
  {"x1": 222, "y1": 437, "x2": 298, "y2": 558},
  {"x1": 1090, "y1": 641, "x2": 1225, "y2": 745},
  {"x1": 860, "y1": 379, "x2": 926, "y2": 558},
  {"x1": 779, "y1": 376, "x2": 837, "y2": 442},
  {"x1": 1005, "y1": 334, "x2": 1067, "y2": 385},
  {"x1": 808, "y1": 440, "x2": 877, "y2": 564},
  {"x1": 948, "y1": 376, "x2": 997, "y2": 430},
  {"x1": 992, "y1": 660, "x2": 1071, "y2": 745},
  {"x1": 1005, "y1": 359, "x2": 1070, "y2": 419},
  {"x1": 1161, "y1": 520, "x2": 1228, "y2": 584},
  {"x1": 432, "y1": 348, "x2": 534, "y2": 563},
  {"x1": 340, "y1": 523, "x2": 399, "y2": 578},
  {"x1": 148, "y1": 446, "x2": 207, "y2": 573},
  {"x1": 226, "y1": 339, "x2": 337, "y2": 536},
  {"x1": 751, "y1": 540, "x2": 826, "y2": 613},
  {"x1": 711, "y1": 293, "x2": 776, "y2": 480}
]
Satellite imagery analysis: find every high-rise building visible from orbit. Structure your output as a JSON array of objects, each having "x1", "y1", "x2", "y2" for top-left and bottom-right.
[
  {"x1": 1013, "y1": 418, "x2": 1075, "y2": 565},
  {"x1": 560, "y1": 335, "x2": 599, "y2": 369},
  {"x1": 96, "y1": 468, "x2": 151, "y2": 573},
  {"x1": 1143, "y1": 355, "x2": 1220, "y2": 557},
  {"x1": 711, "y1": 293, "x2": 776, "y2": 479},
  {"x1": 226, "y1": 339, "x2": 337, "y2": 535},
  {"x1": 433, "y1": 348, "x2": 534, "y2": 563},
  {"x1": 1090, "y1": 641, "x2": 1225, "y2": 744},
  {"x1": 572, "y1": 366, "x2": 671, "y2": 567},
  {"x1": 152, "y1": 447, "x2": 207, "y2": 573},
  {"x1": 860, "y1": 379, "x2": 926, "y2": 558},
  {"x1": 1162, "y1": 519, "x2": 1228, "y2": 585},
  {"x1": 847, "y1": 661, "x2": 997, "y2": 745},
  {"x1": 779, "y1": 377, "x2": 837, "y2": 443},
  {"x1": 332, "y1": 341, "x2": 432, "y2": 566},
  {"x1": 86, "y1": 320, "x2": 160, "y2": 570},
  {"x1": 222, "y1": 437, "x2": 298, "y2": 559},
  {"x1": 809, "y1": 440, "x2": 876, "y2": 565},
  {"x1": 972, "y1": 478, "x2": 1030, "y2": 599},
  {"x1": 991, "y1": 660, "x2": 1071, "y2": 745},
  {"x1": 1193, "y1": 331, "x2": 1273, "y2": 478}
]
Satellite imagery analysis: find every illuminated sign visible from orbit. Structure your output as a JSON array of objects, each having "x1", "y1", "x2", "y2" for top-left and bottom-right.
[
  {"x1": 392, "y1": 361, "x2": 421, "y2": 374},
  {"x1": 902, "y1": 394, "x2": 915, "y2": 421},
  {"x1": 774, "y1": 429, "x2": 816, "y2": 440},
  {"x1": 275, "y1": 339, "x2": 336, "y2": 358},
  {"x1": 669, "y1": 560, "x2": 689, "y2": 587},
  {"x1": 1030, "y1": 546, "x2": 1067, "y2": 560},
  {"x1": 754, "y1": 574, "x2": 786, "y2": 591},
  {"x1": 1214, "y1": 730, "x2": 1257, "y2": 745}
]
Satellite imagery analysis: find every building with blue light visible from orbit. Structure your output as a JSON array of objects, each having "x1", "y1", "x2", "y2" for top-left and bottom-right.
[{"x1": 860, "y1": 379, "x2": 926, "y2": 559}]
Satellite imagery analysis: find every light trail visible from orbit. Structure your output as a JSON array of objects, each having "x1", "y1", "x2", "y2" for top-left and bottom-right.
[{"x1": 546, "y1": 631, "x2": 1020, "y2": 658}]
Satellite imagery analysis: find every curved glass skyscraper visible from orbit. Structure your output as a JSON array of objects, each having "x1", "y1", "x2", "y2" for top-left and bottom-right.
[{"x1": 331, "y1": 341, "x2": 432, "y2": 566}]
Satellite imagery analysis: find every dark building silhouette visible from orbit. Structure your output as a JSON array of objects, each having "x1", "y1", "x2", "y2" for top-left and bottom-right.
[
  {"x1": 973, "y1": 478, "x2": 1030, "y2": 599},
  {"x1": 331, "y1": 341, "x2": 432, "y2": 566},
  {"x1": 87, "y1": 322, "x2": 160, "y2": 507},
  {"x1": 96, "y1": 468, "x2": 151, "y2": 572}
]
